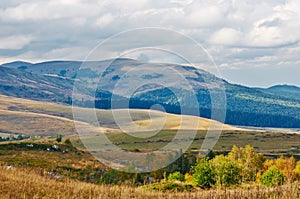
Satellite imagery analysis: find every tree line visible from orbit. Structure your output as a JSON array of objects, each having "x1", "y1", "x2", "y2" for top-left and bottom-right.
[{"x1": 98, "y1": 145, "x2": 300, "y2": 190}]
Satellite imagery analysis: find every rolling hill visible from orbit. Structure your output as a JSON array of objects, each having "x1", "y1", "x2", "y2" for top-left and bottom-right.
[
  {"x1": 0, "y1": 94, "x2": 242, "y2": 137},
  {"x1": 1, "y1": 59, "x2": 300, "y2": 128}
]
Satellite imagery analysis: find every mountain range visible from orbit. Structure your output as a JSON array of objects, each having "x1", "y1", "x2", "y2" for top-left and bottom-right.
[{"x1": 1, "y1": 58, "x2": 300, "y2": 128}]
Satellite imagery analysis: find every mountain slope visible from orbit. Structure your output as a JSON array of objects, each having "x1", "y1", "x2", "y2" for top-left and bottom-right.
[
  {"x1": 1, "y1": 59, "x2": 300, "y2": 128},
  {"x1": 0, "y1": 66, "x2": 73, "y2": 103}
]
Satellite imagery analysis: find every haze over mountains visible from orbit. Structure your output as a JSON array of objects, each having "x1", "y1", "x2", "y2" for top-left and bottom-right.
[{"x1": 1, "y1": 59, "x2": 300, "y2": 128}]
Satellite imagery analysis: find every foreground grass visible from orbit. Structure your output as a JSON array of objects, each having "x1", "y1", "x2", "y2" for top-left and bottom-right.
[{"x1": 0, "y1": 166, "x2": 299, "y2": 199}]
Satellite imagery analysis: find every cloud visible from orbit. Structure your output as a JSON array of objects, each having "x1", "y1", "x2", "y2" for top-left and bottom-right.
[
  {"x1": 0, "y1": 35, "x2": 33, "y2": 50},
  {"x1": 0, "y1": 1, "x2": 100, "y2": 22},
  {"x1": 0, "y1": 0, "x2": 299, "y2": 86},
  {"x1": 210, "y1": 28, "x2": 242, "y2": 46}
]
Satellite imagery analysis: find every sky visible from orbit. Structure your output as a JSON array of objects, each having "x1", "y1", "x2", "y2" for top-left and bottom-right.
[{"x1": 0, "y1": 0, "x2": 299, "y2": 87}]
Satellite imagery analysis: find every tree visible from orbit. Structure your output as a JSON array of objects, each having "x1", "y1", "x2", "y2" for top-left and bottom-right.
[
  {"x1": 212, "y1": 155, "x2": 241, "y2": 187},
  {"x1": 17, "y1": 134, "x2": 23, "y2": 140},
  {"x1": 56, "y1": 134, "x2": 63, "y2": 143},
  {"x1": 275, "y1": 156, "x2": 296, "y2": 182},
  {"x1": 261, "y1": 156, "x2": 296, "y2": 182},
  {"x1": 192, "y1": 158, "x2": 216, "y2": 188},
  {"x1": 260, "y1": 167, "x2": 285, "y2": 187},
  {"x1": 228, "y1": 145, "x2": 264, "y2": 182}
]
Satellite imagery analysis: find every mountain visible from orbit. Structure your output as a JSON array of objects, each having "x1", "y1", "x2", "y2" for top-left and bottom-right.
[
  {"x1": 1, "y1": 59, "x2": 300, "y2": 128},
  {"x1": 258, "y1": 85, "x2": 300, "y2": 100}
]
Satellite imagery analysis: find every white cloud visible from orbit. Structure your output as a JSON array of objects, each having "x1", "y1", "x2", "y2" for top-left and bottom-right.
[
  {"x1": 210, "y1": 28, "x2": 242, "y2": 46},
  {"x1": 184, "y1": 5, "x2": 224, "y2": 28}
]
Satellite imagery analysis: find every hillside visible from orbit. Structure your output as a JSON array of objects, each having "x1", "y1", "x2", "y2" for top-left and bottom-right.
[
  {"x1": 0, "y1": 65, "x2": 73, "y2": 103},
  {"x1": 0, "y1": 94, "x2": 242, "y2": 137},
  {"x1": 1, "y1": 59, "x2": 300, "y2": 128}
]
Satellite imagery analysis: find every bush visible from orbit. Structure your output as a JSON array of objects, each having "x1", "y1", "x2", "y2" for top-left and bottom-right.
[
  {"x1": 260, "y1": 167, "x2": 285, "y2": 187},
  {"x1": 168, "y1": 172, "x2": 184, "y2": 182},
  {"x1": 64, "y1": 138, "x2": 72, "y2": 145},
  {"x1": 98, "y1": 170, "x2": 119, "y2": 185},
  {"x1": 192, "y1": 158, "x2": 216, "y2": 188},
  {"x1": 184, "y1": 173, "x2": 193, "y2": 183}
]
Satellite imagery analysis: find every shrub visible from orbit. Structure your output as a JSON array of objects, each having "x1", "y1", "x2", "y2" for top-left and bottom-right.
[
  {"x1": 184, "y1": 173, "x2": 193, "y2": 183},
  {"x1": 260, "y1": 167, "x2": 285, "y2": 187},
  {"x1": 168, "y1": 171, "x2": 184, "y2": 182},
  {"x1": 192, "y1": 158, "x2": 216, "y2": 188}
]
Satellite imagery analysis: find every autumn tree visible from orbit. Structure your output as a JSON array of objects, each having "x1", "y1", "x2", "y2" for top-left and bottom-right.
[
  {"x1": 260, "y1": 156, "x2": 296, "y2": 182},
  {"x1": 212, "y1": 155, "x2": 241, "y2": 187},
  {"x1": 228, "y1": 145, "x2": 264, "y2": 182}
]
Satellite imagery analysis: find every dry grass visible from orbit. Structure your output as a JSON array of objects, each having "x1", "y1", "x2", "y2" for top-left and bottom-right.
[
  {"x1": 0, "y1": 142, "x2": 108, "y2": 183},
  {"x1": 0, "y1": 94, "x2": 245, "y2": 137},
  {"x1": 0, "y1": 166, "x2": 299, "y2": 199}
]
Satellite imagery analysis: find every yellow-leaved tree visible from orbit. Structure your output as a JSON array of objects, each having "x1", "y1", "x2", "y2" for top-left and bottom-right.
[{"x1": 228, "y1": 145, "x2": 265, "y2": 183}]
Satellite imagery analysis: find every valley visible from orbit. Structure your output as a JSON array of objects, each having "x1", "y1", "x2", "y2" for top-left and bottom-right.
[{"x1": 0, "y1": 60, "x2": 300, "y2": 198}]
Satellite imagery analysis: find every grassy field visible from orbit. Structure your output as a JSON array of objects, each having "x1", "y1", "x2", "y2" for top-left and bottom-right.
[
  {"x1": 0, "y1": 142, "x2": 107, "y2": 183},
  {"x1": 69, "y1": 129, "x2": 300, "y2": 160},
  {"x1": 1, "y1": 94, "x2": 300, "y2": 198},
  {"x1": 0, "y1": 165, "x2": 299, "y2": 199}
]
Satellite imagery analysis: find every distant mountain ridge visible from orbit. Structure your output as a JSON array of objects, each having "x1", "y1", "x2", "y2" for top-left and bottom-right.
[
  {"x1": 258, "y1": 85, "x2": 300, "y2": 100},
  {"x1": 1, "y1": 61, "x2": 33, "y2": 69},
  {"x1": 1, "y1": 59, "x2": 300, "y2": 128}
]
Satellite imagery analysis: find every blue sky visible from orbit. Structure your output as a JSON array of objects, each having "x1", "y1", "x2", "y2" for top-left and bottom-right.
[{"x1": 0, "y1": 0, "x2": 299, "y2": 87}]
